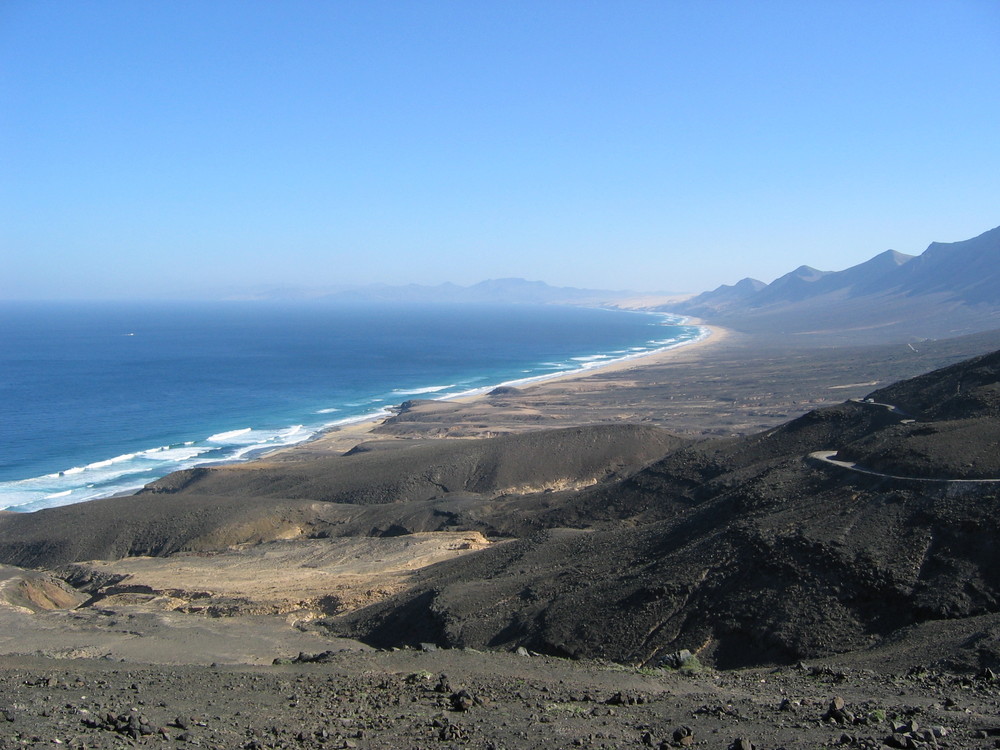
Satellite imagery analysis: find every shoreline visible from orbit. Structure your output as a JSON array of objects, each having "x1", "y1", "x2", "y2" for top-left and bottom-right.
[
  {"x1": 2, "y1": 316, "x2": 719, "y2": 511},
  {"x1": 263, "y1": 323, "x2": 726, "y2": 458}
]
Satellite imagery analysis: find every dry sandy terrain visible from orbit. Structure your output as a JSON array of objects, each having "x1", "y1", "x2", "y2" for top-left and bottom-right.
[
  {"x1": 266, "y1": 325, "x2": 728, "y2": 457},
  {"x1": 64, "y1": 531, "x2": 493, "y2": 621}
]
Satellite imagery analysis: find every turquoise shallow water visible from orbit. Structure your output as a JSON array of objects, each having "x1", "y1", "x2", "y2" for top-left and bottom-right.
[{"x1": 0, "y1": 301, "x2": 703, "y2": 512}]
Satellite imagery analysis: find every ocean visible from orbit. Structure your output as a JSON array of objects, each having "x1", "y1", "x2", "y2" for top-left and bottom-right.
[{"x1": 0, "y1": 301, "x2": 703, "y2": 513}]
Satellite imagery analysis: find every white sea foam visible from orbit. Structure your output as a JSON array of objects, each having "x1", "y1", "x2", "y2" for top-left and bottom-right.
[
  {"x1": 438, "y1": 319, "x2": 708, "y2": 402},
  {"x1": 316, "y1": 407, "x2": 340, "y2": 414},
  {"x1": 0, "y1": 424, "x2": 318, "y2": 512},
  {"x1": 391, "y1": 384, "x2": 455, "y2": 395},
  {"x1": 207, "y1": 427, "x2": 253, "y2": 442},
  {"x1": 323, "y1": 407, "x2": 394, "y2": 428},
  {"x1": 156, "y1": 446, "x2": 214, "y2": 462}
]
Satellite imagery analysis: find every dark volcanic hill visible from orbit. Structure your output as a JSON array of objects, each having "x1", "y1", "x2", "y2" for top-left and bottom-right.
[
  {"x1": 670, "y1": 225, "x2": 1000, "y2": 342},
  {"x1": 0, "y1": 425, "x2": 683, "y2": 568},
  {"x1": 1, "y1": 350, "x2": 998, "y2": 672},
  {"x1": 329, "y1": 350, "x2": 1000, "y2": 669}
]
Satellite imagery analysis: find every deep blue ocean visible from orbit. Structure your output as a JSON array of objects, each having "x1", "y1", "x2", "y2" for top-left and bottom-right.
[{"x1": 0, "y1": 301, "x2": 703, "y2": 512}]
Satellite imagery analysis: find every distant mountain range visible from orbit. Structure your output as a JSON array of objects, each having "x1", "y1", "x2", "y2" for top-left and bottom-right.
[
  {"x1": 234, "y1": 225, "x2": 1000, "y2": 344},
  {"x1": 665, "y1": 224, "x2": 1000, "y2": 342},
  {"x1": 234, "y1": 278, "x2": 643, "y2": 306},
  {"x1": 321, "y1": 278, "x2": 630, "y2": 306}
]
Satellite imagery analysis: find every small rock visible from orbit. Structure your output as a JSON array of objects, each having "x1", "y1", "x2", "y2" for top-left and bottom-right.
[
  {"x1": 824, "y1": 696, "x2": 851, "y2": 724},
  {"x1": 661, "y1": 649, "x2": 695, "y2": 669},
  {"x1": 728, "y1": 739, "x2": 755, "y2": 750},
  {"x1": 515, "y1": 646, "x2": 530, "y2": 657},
  {"x1": 672, "y1": 726, "x2": 694, "y2": 746},
  {"x1": 450, "y1": 690, "x2": 475, "y2": 711}
]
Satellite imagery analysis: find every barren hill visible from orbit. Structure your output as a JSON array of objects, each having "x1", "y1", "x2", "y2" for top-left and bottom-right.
[{"x1": 329, "y1": 350, "x2": 1000, "y2": 669}]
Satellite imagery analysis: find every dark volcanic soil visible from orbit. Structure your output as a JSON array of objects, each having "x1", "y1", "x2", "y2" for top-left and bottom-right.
[{"x1": 4, "y1": 648, "x2": 1000, "y2": 750}]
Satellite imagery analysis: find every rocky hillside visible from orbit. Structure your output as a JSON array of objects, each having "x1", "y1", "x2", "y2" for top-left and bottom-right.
[
  {"x1": 0, "y1": 424, "x2": 684, "y2": 568},
  {"x1": 329, "y1": 350, "x2": 1000, "y2": 669}
]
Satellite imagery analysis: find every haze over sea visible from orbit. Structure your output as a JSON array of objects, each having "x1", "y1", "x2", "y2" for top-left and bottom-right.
[{"x1": 0, "y1": 301, "x2": 702, "y2": 513}]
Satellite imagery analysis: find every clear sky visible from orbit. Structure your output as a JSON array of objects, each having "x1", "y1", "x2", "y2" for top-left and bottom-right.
[{"x1": 2, "y1": 1, "x2": 999, "y2": 299}]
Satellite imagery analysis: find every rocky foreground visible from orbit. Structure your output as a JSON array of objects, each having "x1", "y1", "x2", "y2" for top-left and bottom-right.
[{"x1": 4, "y1": 648, "x2": 1000, "y2": 749}]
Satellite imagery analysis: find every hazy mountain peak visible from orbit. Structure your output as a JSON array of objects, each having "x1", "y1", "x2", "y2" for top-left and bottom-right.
[
  {"x1": 923, "y1": 224, "x2": 1000, "y2": 258},
  {"x1": 733, "y1": 277, "x2": 767, "y2": 291},
  {"x1": 781, "y1": 265, "x2": 829, "y2": 282},
  {"x1": 881, "y1": 248, "x2": 915, "y2": 265}
]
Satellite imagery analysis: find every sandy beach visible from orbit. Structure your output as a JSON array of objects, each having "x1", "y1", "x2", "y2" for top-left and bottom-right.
[
  {"x1": 272, "y1": 321, "x2": 1000, "y2": 456},
  {"x1": 268, "y1": 323, "x2": 728, "y2": 458}
]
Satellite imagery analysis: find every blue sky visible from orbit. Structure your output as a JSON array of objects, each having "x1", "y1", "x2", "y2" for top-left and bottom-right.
[{"x1": 2, "y1": 1, "x2": 999, "y2": 299}]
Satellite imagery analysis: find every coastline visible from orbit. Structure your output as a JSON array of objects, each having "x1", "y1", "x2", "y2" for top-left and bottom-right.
[
  {"x1": 0, "y1": 306, "x2": 705, "y2": 513},
  {"x1": 265, "y1": 323, "x2": 725, "y2": 458}
]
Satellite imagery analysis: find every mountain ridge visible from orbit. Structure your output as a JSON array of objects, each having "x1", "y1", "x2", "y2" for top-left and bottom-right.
[
  {"x1": 667, "y1": 224, "x2": 1000, "y2": 341},
  {"x1": 230, "y1": 277, "x2": 656, "y2": 306}
]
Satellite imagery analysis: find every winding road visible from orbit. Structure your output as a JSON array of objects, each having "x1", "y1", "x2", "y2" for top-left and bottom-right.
[
  {"x1": 808, "y1": 450, "x2": 1000, "y2": 484},
  {"x1": 807, "y1": 398, "x2": 1000, "y2": 484}
]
